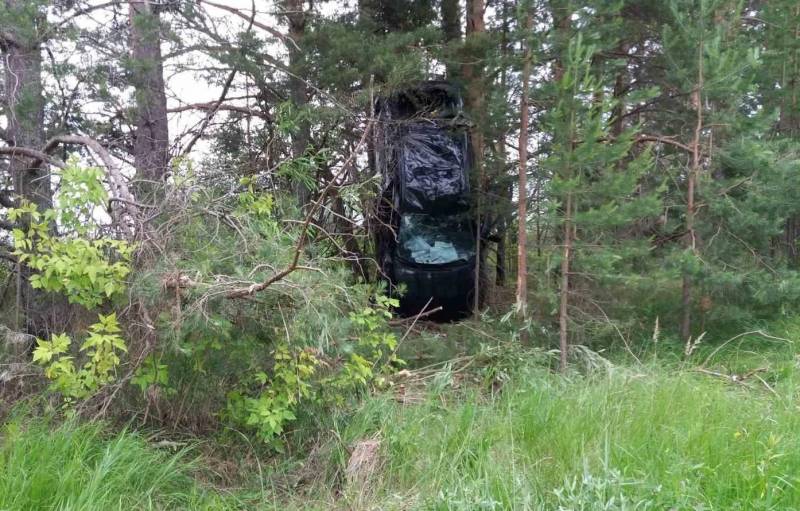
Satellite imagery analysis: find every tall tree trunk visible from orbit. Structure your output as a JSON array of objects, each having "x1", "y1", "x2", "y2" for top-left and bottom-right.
[
  {"x1": 780, "y1": 5, "x2": 800, "y2": 266},
  {"x1": 681, "y1": 43, "x2": 705, "y2": 342},
  {"x1": 464, "y1": 0, "x2": 486, "y2": 316},
  {"x1": 553, "y1": 1, "x2": 571, "y2": 368},
  {"x1": 283, "y1": 0, "x2": 312, "y2": 208},
  {"x1": 496, "y1": 232, "x2": 507, "y2": 286},
  {"x1": 517, "y1": 9, "x2": 533, "y2": 326},
  {"x1": 441, "y1": 0, "x2": 461, "y2": 80},
  {"x1": 493, "y1": 0, "x2": 511, "y2": 289},
  {"x1": 2, "y1": 0, "x2": 51, "y2": 334},
  {"x1": 129, "y1": 0, "x2": 169, "y2": 186}
]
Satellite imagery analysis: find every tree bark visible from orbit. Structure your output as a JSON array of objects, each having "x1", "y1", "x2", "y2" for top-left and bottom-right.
[
  {"x1": 517, "y1": 9, "x2": 533, "y2": 327},
  {"x1": 282, "y1": 0, "x2": 312, "y2": 208},
  {"x1": 681, "y1": 43, "x2": 705, "y2": 343},
  {"x1": 441, "y1": 0, "x2": 461, "y2": 80},
  {"x1": 2, "y1": 0, "x2": 51, "y2": 334},
  {"x1": 493, "y1": 0, "x2": 511, "y2": 289},
  {"x1": 553, "y1": 1, "x2": 572, "y2": 368},
  {"x1": 558, "y1": 192, "x2": 572, "y2": 372},
  {"x1": 464, "y1": 0, "x2": 486, "y2": 316},
  {"x1": 780, "y1": 4, "x2": 800, "y2": 266},
  {"x1": 129, "y1": 0, "x2": 169, "y2": 185},
  {"x1": 3, "y1": 2, "x2": 48, "y2": 213}
]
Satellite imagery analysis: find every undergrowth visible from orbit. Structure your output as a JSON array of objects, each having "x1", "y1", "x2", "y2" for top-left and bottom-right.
[
  {"x1": 0, "y1": 413, "x2": 230, "y2": 510},
  {"x1": 4, "y1": 319, "x2": 800, "y2": 510}
]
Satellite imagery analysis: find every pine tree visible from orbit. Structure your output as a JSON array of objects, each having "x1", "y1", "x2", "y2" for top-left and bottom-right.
[
  {"x1": 516, "y1": 3, "x2": 533, "y2": 326},
  {"x1": 542, "y1": 4, "x2": 661, "y2": 368},
  {"x1": 656, "y1": 0, "x2": 760, "y2": 339},
  {"x1": 128, "y1": 0, "x2": 169, "y2": 186}
]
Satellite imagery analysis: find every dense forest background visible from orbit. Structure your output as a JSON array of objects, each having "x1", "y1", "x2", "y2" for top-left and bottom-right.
[{"x1": 2, "y1": 1, "x2": 800, "y2": 509}]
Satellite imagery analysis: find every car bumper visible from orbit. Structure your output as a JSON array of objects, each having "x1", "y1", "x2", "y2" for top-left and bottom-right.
[{"x1": 393, "y1": 259, "x2": 475, "y2": 319}]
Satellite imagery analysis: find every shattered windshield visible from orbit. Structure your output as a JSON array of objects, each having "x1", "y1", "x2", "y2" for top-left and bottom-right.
[{"x1": 398, "y1": 213, "x2": 474, "y2": 265}]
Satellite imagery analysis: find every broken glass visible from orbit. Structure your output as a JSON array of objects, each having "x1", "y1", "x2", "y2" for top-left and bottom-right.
[{"x1": 397, "y1": 213, "x2": 474, "y2": 265}]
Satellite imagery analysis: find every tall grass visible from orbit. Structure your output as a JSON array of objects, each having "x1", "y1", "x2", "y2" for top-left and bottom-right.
[
  {"x1": 327, "y1": 358, "x2": 800, "y2": 510},
  {"x1": 5, "y1": 337, "x2": 800, "y2": 510},
  {"x1": 0, "y1": 415, "x2": 229, "y2": 510}
]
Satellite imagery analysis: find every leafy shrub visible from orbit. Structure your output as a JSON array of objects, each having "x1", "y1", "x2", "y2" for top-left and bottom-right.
[
  {"x1": 128, "y1": 174, "x2": 400, "y2": 446},
  {"x1": 224, "y1": 294, "x2": 401, "y2": 445},
  {"x1": 32, "y1": 313, "x2": 127, "y2": 401},
  {"x1": 10, "y1": 160, "x2": 133, "y2": 403}
]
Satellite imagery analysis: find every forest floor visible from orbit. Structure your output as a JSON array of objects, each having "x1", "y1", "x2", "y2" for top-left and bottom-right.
[{"x1": 4, "y1": 318, "x2": 800, "y2": 510}]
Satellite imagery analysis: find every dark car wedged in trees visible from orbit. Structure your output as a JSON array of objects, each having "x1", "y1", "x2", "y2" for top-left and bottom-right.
[{"x1": 373, "y1": 81, "x2": 476, "y2": 319}]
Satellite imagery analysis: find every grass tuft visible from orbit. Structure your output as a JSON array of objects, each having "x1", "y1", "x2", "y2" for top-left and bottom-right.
[{"x1": 0, "y1": 414, "x2": 228, "y2": 510}]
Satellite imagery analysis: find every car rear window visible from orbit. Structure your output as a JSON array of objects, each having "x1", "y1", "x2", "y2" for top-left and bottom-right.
[{"x1": 397, "y1": 213, "x2": 474, "y2": 265}]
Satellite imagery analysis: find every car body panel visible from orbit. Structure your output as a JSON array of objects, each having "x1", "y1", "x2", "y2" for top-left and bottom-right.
[{"x1": 373, "y1": 81, "x2": 476, "y2": 318}]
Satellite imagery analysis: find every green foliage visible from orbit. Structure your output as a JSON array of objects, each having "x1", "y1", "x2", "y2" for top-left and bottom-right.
[
  {"x1": 32, "y1": 313, "x2": 127, "y2": 401},
  {"x1": 236, "y1": 176, "x2": 275, "y2": 219},
  {"x1": 275, "y1": 145, "x2": 329, "y2": 194},
  {"x1": 321, "y1": 341, "x2": 800, "y2": 510},
  {"x1": 0, "y1": 413, "x2": 227, "y2": 510},
  {"x1": 125, "y1": 172, "x2": 404, "y2": 446},
  {"x1": 537, "y1": 31, "x2": 661, "y2": 345},
  {"x1": 9, "y1": 161, "x2": 133, "y2": 309},
  {"x1": 328, "y1": 294, "x2": 403, "y2": 392},
  {"x1": 225, "y1": 343, "x2": 319, "y2": 445},
  {"x1": 131, "y1": 355, "x2": 173, "y2": 396},
  {"x1": 224, "y1": 294, "x2": 402, "y2": 445},
  {"x1": 10, "y1": 160, "x2": 133, "y2": 402}
]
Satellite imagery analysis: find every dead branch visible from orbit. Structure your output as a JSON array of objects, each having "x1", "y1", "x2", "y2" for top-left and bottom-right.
[
  {"x1": 180, "y1": 1, "x2": 256, "y2": 157},
  {"x1": 44, "y1": 134, "x2": 139, "y2": 220},
  {"x1": 0, "y1": 147, "x2": 66, "y2": 169},
  {"x1": 196, "y1": 0, "x2": 296, "y2": 49},
  {"x1": 168, "y1": 102, "x2": 270, "y2": 119},
  {"x1": 388, "y1": 306, "x2": 443, "y2": 327},
  {"x1": 0, "y1": 247, "x2": 17, "y2": 263},
  {"x1": 701, "y1": 330, "x2": 792, "y2": 368},
  {"x1": 636, "y1": 134, "x2": 694, "y2": 154}
]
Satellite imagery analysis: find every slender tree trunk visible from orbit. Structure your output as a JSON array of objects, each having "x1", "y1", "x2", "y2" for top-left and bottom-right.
[
  {"x1": 558, "y1": 192, "x2": 572, "y2": 372},
  {"x1": 681, "y1": 42, "x2": 704, "y2": 342},
  {"x1": 610, "y1": 43, "x2": 628, "y2": 139},
  {"x1": 283, "y1": 0, "x2": 312, "y2": 207},
  {"x1": 517, "y1": 10, "x2": 533, "y2": 326},
  {"x1": 553, "y1": 1, "x2": 572, "y2": 368},
  {"x1": 496, "y1": 232, "x2": 507, "y2": 286},
  {"x1": 2, "y1": 0, "x2": 51, "y2": 334},
  {"x1": 464, "y1": 0, "x2": 486, "y2": 316},
  {"x1": 129, "y1": 0, "x2": 169, "y2": 185},
  {"x1": 493, "y1": 0, "x2": 511, "y2": 289}
]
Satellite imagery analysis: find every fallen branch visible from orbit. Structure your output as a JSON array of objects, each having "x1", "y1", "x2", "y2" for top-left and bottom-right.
[
  {"x1": 397, "y1": 299, "x2": 438, "y2": 347},
  {"x1": 694, "y1": 366, "x2": 775, "y2": 395},
  {"x1": 1, "y1": 134, "x2": 140, "y2": 234},
  {"x1": 388, "y1": 306, "x2": 443, "y2": 327},
  {"x1": 700, "y1": 330, "x2": 792, "y2": 368},
  {"x1": 226, "y1": 118, "x2": 374, "y2": 299}
]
